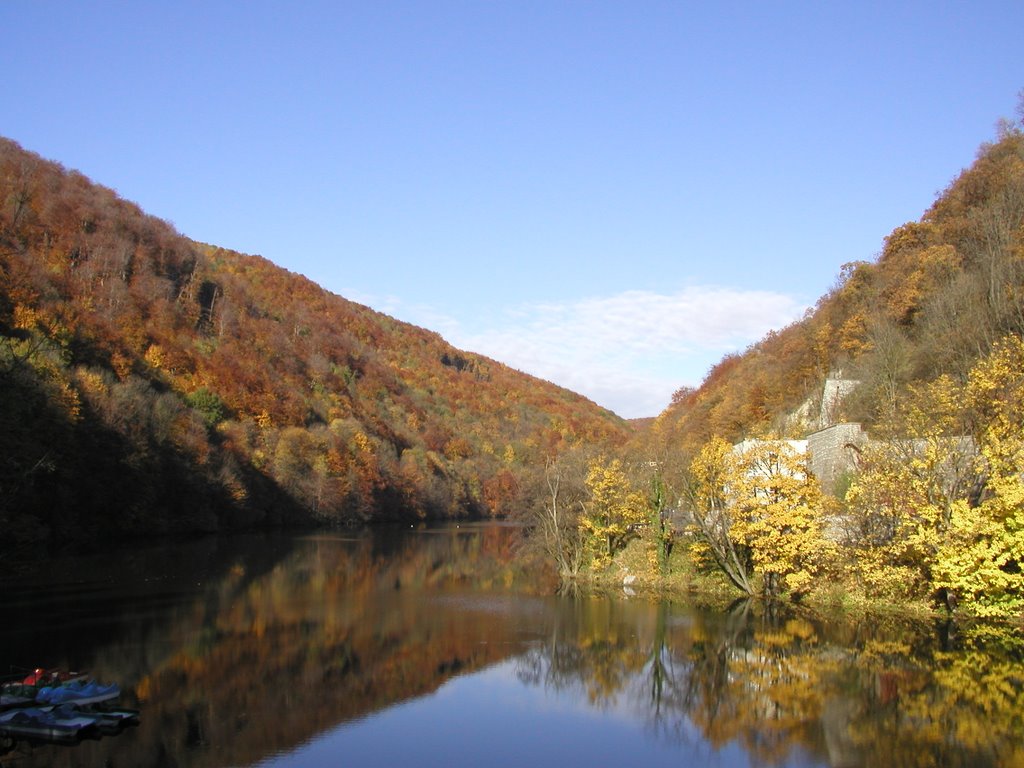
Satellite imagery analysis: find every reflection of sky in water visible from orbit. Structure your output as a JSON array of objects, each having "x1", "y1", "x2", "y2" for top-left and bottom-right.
[{"x1": 256, "y1": 658, "x2": 774, "y2": 768}]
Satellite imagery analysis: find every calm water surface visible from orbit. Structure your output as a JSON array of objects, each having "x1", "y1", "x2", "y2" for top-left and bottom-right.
[{"x1": 1, "y1": 523, "x2": 1021, "y2": 767}]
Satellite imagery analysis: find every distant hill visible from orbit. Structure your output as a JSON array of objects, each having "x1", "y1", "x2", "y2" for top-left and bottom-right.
[
  {"x1": 0, "y1": 138, "x2": 629, "y2": 547},
  {"x1": 651, "y1": 128, "x2": 1024, "y2": 454}
]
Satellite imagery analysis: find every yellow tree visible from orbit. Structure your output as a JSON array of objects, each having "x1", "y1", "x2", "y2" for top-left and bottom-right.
[
  {"x1": 730, "y1": 441, "x2": 834, "y2": 599},
  {"x1": 839, "y1": 330, "x2": 1024, "y2": 619},
  {"x1": 842, "y1": 440, "x2": 945, "y2": 601},
  {"x1": 842, "y1": 374, "x2": 983, "y2": 606},
  {"x1": 581, "y1": 457, "x2": 648, "y2": 566},
  {"x1": 684, "y1": 436, "x2": 754, "y2": 595},
  {"x1": 933, "y1": 335, "x2": 1024, "y2": 618},
  {"x1": 686, "y1": 437, "x2": 832, "y2": 599}
]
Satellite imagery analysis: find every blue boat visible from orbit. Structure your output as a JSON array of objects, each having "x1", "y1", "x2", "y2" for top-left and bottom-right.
[
  {"x1": 35, "y1": 680, "x2": 120, "y2": 707},
  {"x1": 0, "y1": 707, "x2": 100, "y2": 743},
  {"x1": 1, "y1": 670, "x2": 120, "y2": 710}
]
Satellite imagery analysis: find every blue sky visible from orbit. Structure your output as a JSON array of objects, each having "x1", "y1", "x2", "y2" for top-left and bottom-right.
[{"x1": 3, "y1": 2, "x2": 1022, "y2": 417}]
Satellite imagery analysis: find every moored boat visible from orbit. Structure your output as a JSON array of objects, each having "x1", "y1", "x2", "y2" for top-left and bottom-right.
[
  {"x1": 36, "y1": 679, "x2": 120, "y2": 707},
  {"x1": 2, "y1": 669, "x2": 120, "y2": 710},
  {"x1": 0, "y1": 667, "x2": 137, "y2": 747},
  {"x1": 0, "y1": 690, "x2": 34, "y2": 711},
  {"x1": 0, "y1": 707, "x2": 100, "y2": 743},
  {"x1": 48, "y1": 702, "x2": 140, "y2": 734}
]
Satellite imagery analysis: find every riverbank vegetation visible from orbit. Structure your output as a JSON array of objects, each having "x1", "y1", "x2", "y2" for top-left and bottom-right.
[
  {"x1": 521, "y1": 115, "x2": 1024, "y2": 623},
  {"x1": 523, "y1": 333, "x2": 1023, "y2": 621}
]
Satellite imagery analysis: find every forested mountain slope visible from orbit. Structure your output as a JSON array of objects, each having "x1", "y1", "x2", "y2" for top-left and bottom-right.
[
  {"x1": 651, "y1": 129, "x2": 1024, "y2": 455},
  {"x1": 0, "y1": 138, "x2": 628, "y2": 547}
]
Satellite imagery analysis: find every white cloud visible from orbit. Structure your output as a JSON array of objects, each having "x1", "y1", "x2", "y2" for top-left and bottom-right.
[{"x1": 358, "y1": 286, "x2": 806, "y2": 419}]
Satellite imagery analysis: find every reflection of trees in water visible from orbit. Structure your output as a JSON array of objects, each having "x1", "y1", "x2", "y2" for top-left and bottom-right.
[
  {"x1": 648, "y1": 599, "x2": 749, "y2": 750},
  {"x1": 843, "y1": 623, "x2": 1024, "y2": 768},
  {"x1": 515, "y1": 597, "x2": 1024, "y2": 767},
  {"x1": 7, "y1": 528, "x2": 1022, "y2": 768},
  {"x1": 8, "y1": 525, "x2": 532, "y2": 768},
  {"x1": 516, "y1": 596, "x2": 649, "y2": 708}
]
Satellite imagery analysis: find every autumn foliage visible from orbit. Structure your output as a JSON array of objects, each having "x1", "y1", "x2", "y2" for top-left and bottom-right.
[
  {"x1": 649, "y1": 128, "x2": 1024, "y2": 457},
  {"x1": 632, "y1": 121, "x2": 1024, "y2": 616},
  {"x1": 0, "y1": 138, "x2": 628, "y2": 548}
]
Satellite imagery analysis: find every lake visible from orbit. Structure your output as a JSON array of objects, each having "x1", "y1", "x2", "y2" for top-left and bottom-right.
[{"x1": 1, "y1": 522, "x2": 1021, "y2": 767}]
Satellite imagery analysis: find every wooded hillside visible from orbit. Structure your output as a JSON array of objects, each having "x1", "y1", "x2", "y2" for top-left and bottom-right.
[
  {"x1": 542, "y1": 124, "x2": 1024, "y2": 617},
  {"x1": 0, "y1": 138, "x2": 628, "y2": 548},
  {"x1": 651, "y1": 128, "x2": 1024, "y2": 455}
]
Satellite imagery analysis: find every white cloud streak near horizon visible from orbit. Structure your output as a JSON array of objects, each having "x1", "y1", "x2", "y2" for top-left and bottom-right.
[{"x1": 365, "y1": 287, "x2": 807, "y2": 419}]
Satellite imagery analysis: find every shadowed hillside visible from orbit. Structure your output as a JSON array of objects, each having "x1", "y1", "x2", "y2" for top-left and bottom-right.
[{"x1": 0, "y1": 138, "x2": 628, "y2": 548}]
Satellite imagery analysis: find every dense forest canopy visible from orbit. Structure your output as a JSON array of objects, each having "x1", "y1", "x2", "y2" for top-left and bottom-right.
[{"x1": 0, "y1": 137, "x2": 628, "y2": 547}]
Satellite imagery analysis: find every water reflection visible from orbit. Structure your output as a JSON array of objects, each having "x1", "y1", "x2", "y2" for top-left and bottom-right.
[
  {"x1": 511, "y1": 597, "x2": 1024, "y2": 768},
  {"x1": 1, "y1": 525, "x2": 1021, "y2": 768}
]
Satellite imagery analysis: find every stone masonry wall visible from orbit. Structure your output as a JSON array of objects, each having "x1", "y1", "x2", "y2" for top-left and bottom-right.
[{"x1": 807, "y1": 423, "x2": 868, "y2": 495}]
